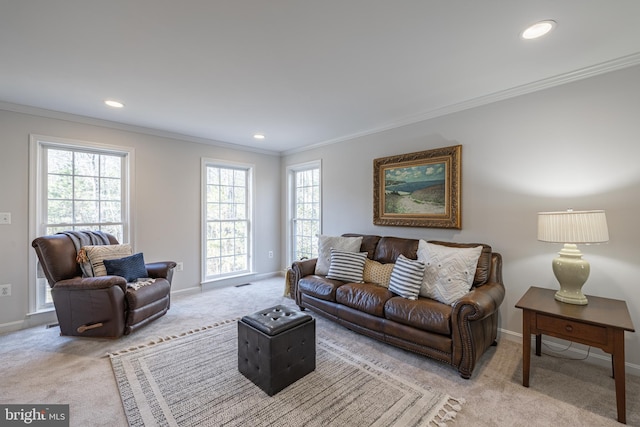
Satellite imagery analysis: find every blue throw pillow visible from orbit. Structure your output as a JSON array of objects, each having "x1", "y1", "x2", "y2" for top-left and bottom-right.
[{"x1": 103, "y1": 252, "x2": 148, "y2": 283}]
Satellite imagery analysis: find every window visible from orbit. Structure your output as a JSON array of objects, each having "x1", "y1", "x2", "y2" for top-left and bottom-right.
[
  {"x1": 202, "y1": 160, "x2": 253, "y2": 281},
  {"x1": 29, "y1": 135, "x2": 132, "y2": 312},
  {"x1": 287, "y1": 161, "x2": 321, "y2": 264}
]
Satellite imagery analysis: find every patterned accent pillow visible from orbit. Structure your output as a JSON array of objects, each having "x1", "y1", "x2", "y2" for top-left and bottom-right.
[
  {"x1": 315, "y1": 235, "x2": 363, "y2": 275},
  {"x1": 83, "y1": 244, "x2": 133, "y2": 277},
  {"x1": 363, "y1": 259, "x2": 395, "y2": 288},
  {"x1": 103, "y1": 253, "x2": 148, "y2": 283},
  {"x1": 388, "y1": 255, "x2": 425, "y2": 300},
  {"x1": 417, "y1": 240, "x2": 482, "y2": 305},
  {"x1": 326, "y1": 249, "x2": 368, "y2": 283}
]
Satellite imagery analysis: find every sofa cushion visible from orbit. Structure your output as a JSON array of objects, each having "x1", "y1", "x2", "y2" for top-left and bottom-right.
[
  {"x1": 384, "y1": 296, "x2": 452, "y2": 336},
  {"x1": 428, "y1": 241, "x2": 492, "y2": 286},
  {"x1": 298, "y1": 276, "x2": 345, "y2": 302},
  {"x1": 418, "y1": 240, "x2": 482, "y2": 305},
  {"x1": 373, "y1": 236, "x2": 419, "y2": 264},
  {"x1": 315, "y1": 235, "x2": 363, "y2": 275},
  {"x1": 336, "y1": 283, "x2": 394, "y2": 317},
  {"x1": 125, "y1": 277, "x2": 171, "y2": 308},
  {"x1": 363, "y1": 259, "x2": 394, "y2": 288},
  {"x1": 326, "y1": 249, "x2": 367, "y2": 283},
  {"x1": 388, "y1": 255, "x2": 425, "y2": 300}
]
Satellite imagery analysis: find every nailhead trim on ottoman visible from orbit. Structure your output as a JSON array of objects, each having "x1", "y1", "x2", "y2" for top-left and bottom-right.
[{"x1": 238, "y1": 305, "x2": 316, "y2": 396}]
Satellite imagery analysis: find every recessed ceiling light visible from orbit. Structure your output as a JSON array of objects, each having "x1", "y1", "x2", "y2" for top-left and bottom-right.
[
  {"x1": 104, "y1": 99, "x2": 125, "y2": 108},
  {"x1": 253, "y1": 134, "x2": 265, "y2": 140},
  {"x1": 521, "y1": 20, "x2": 556, "y2": 40}
]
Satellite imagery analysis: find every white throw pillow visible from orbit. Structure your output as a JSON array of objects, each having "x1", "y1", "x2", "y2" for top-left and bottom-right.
[
  {"x1": 388, "y1": 255, "x2": 425, "y2": 300},
  {"x1": 315, "y1": 235, "x2": 363, "y2": 275},
  {"x1": 417, "y1": 240, "x2": 482, "y2": 305},
  {"x1": 326, "y1": 249, "x2": 368, "y2": 283},
  {"x1": 82, "y1": 244, "x2": 133, "y2": 277}
]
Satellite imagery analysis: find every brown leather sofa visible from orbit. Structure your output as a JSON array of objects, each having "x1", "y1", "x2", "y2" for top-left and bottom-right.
[
  {"x1": 290, "y1": 234, "x2": 505, "y2": 379},
  {"x1": 32, "y1": 233, "x2": 176, "y2": 338}
]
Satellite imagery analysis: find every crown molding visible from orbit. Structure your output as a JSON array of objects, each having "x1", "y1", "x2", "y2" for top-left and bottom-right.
[
  {"x1": 0, "y1": 101, "x2": 280, "y2": 157},
  {"x1": 283, "y1": 52, "x2": 640, "y2": 156},
  {"x1": 3, "y1": 51, "x2": 639, "y2": 158}
]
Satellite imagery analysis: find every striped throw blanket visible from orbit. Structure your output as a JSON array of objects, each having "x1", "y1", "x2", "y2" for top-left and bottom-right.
[{"x1": 58, "y1": 230, "x2": 111, "y2": 277}]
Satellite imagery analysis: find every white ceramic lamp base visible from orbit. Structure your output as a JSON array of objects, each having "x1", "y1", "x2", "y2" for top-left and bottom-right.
[{"x1": 552, "y1": 243, "x2": 590, "y2": 305}]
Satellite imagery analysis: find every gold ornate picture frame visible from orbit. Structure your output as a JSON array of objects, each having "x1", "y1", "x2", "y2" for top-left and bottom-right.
[{"x1": 373, "y1": 145, "x2": 461, "y2": 229}]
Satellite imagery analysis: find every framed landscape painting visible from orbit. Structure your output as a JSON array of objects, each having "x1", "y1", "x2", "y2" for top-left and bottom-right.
[{"x1": 373, "y1": 145, "x2": 461, "y2": 228}]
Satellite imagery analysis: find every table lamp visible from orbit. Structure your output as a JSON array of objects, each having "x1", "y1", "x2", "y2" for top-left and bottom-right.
[{"x1": 537, "y1": 209, "x2": 609, "y2": 305}]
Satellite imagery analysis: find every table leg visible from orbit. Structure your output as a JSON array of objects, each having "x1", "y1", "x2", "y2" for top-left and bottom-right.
[
  {"x1": 522, "y1": 310, "x2": 531, "y2": 387},
  {"x1": 611, "y1": 355, "x2": 615, "y2": 379},
  {"x1": 612, "y1": 330, "x2": 626, "y2": 424},
  {"x1": 535, "y1": 334, "x2": 541, "y2": 356}
]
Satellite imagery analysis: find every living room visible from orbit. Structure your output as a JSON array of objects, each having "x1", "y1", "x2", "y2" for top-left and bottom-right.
[{"x1": 1, "y1": 2, "x2": 639, "y2": 425}]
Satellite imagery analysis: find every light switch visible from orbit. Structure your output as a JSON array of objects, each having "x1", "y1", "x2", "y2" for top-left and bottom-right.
[{"x1": 0, "y1": 212, "x2": 11, "y2": 224}]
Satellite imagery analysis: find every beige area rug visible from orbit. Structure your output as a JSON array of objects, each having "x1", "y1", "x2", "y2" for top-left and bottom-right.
[{"x1": 109, "y1": 319, "x2": 463, "y2": 427}]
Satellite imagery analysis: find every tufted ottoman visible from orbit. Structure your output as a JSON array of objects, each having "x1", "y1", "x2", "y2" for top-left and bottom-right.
[{"x1": 238, "y1": 305, "x2": 315, "y2": 396}]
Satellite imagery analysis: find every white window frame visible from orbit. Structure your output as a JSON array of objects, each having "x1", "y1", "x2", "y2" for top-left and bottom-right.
[
  {"x1": 286, "y1": 160, "x2": 322, "y2": 266},
  {"x1": 28, "y1": 134, "x2": 134, "y2": 313},
  {"x1": 201, "y1": 158, "x2": 255, "y2": 283}
]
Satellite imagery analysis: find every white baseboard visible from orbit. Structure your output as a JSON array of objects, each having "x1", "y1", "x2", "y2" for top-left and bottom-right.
[
  {"x1": 16, "y1": 277, "x2": 637, "y2": 379},
  {"x1": 170, "y1": 285, "x2": 202, "y2": 296},
  {"x1": 200, "y1": 271, "x2": 283, "y2": 292},
  {"x1": 499, "y1": 328, "x2": 640, "y2": 378},
  {"x1": 0, "y1": 273, "x2": 287, "y2": 335},
  {"x1": 0, "y1": 310, "x2": 59, "y2": 335}
]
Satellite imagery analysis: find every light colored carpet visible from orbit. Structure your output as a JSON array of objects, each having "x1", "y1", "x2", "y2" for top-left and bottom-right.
[
  {"x1": 109, "y1": 320, "x2": 461, "y2": 426},
  {"x1": 0, "y1": 277, "x2": 638, "y2": 426}
]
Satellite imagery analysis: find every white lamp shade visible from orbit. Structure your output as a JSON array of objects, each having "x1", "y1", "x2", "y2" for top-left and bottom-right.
[{"x1": 538, "y1": 210, "x2": 609, "y2": 244}]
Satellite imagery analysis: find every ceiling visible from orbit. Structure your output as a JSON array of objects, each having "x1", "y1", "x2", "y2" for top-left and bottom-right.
[{"x1": 2, "y1": 1, "x2": 640, "y2": 154}]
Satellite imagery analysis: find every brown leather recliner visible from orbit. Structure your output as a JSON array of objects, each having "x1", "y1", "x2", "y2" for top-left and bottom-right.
[{"x1": 32, "y1": 233, "x2": 176, "y2": 338}]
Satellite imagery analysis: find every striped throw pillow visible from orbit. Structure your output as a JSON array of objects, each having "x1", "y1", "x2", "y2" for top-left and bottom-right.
[
  {"x1": 83, "y1": 244, "x2": 133, "y2": 277},
  {"x1": 326, "y1": 249, "x2": 368, "y2": 283},
  {"x1": 388, "y1": 255, "x2": 425, "y2": 300},
  {"x1": 315, "y1": 235, "x2": 363, "y2": 275}
]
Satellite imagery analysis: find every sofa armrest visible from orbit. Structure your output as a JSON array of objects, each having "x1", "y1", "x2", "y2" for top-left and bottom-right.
[
  {"x1": 290, "y1": 258, "x2": 318, "y2": 303},
  {"x1": 292, "y1": 258, "x2": 317, "y2": 277},
  {"x1": 452, "y1": 251, "x2": 505, "y2": 322},
  {"x1": 451, "y1": 280, "x2": 505, "y2": 379},
  {"x1": 146, "y1": 261, "x2": 177, "y2": 283},
  {"x1": 452, "y1": 281, "x2": 505, "y2": 321},
  {"x1": 54, "y1": 276, "x2": 127, "y2": 293}
]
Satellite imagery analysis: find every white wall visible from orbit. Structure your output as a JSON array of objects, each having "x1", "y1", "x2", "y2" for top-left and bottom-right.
[
  {"x1": 0, "y1": 109, "x2": 282, "y2": 330},
  {"x1": 1, "y1": 63, "x2": 638, "y2": 374},
  {"x1": 283, "y1": 64, "x2": 640, "y2": 372}
]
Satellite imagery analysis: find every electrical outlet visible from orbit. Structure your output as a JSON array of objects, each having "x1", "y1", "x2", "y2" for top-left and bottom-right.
[
  {"x1": 0, "y1": 212, "x2": 10, "y2": 225},
  {"x1": 175, "y1": 262, "x2": 184, "y2": 272},
  {"x1": 268, "y1": 251, "x2": 274, "y2": 258},
  {"x1": 0, "y1": 284, "x2": 11, "y2": 297}
]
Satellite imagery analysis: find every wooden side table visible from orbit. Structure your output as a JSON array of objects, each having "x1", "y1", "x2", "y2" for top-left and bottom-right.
[{"x1": 516, "y1": 286, "x2": 635, "y2": 424}]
